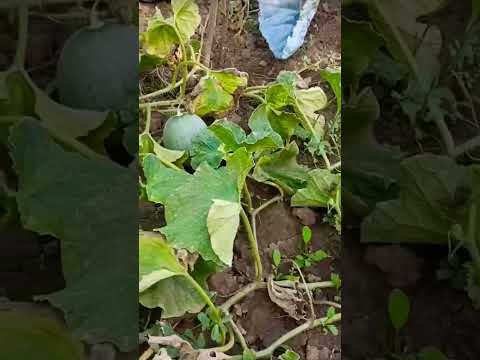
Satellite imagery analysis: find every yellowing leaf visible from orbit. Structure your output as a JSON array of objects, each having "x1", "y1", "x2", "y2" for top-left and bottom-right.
[
  {"x1": 207, "y1": 199, "x2": 241, "y2": 266},
  {"x1": 192, "y1": 77, "x2": 234, "y2": 116},
  {"x1": 144, "y1": 20, "x2": 179, "y2": 57},
  {"x1": 172, "y1": 0, "x2": 201, "y2": 41},
  {"x1": 294, "y1": 87, "x2": 328, "y2": 122},
  {"x1": 140, "y1": 132, "x2": 185, "y2": 165},
  {"x1": 210, "y1": 69, "x2": 249, "y2": 93},
  {"x1": 139, "y1": 231, "x2": 206, "y2": 317}
]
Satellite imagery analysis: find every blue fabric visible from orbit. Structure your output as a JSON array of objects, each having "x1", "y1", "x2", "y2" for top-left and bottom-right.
[{"x1": 259, "y1": 0, "x2": 320, "y2": 59}]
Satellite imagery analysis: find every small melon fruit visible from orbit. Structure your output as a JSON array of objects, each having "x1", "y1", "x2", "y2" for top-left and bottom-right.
[
  {"x1": 56, "y1": 23, "x2": 137, "y2": 111},
  {"x1": 162, "y1": 113, "x2": 207, "y2": 151}
]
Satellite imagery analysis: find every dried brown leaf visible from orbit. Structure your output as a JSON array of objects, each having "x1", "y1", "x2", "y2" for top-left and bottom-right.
[{"x1": 267, "y1": 276, "x2": 306, "y2": 320}]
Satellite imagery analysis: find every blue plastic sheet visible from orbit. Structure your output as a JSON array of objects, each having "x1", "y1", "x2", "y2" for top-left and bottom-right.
[{"x1": 259, "y1": 0, "x2": 320, "y2": 59}]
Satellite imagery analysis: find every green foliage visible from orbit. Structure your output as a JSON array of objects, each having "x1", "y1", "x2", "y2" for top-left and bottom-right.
[
  {"x1": 140, "y1": 0, "x2": 200, "y2": 59},
  {"x1": 302, "y1": 225, "x2": 312, "y2": 247},
  {"x1": 279, "y1": 349, "x2": 300, "y2": 360},
  {"x1": 292, "y1": 169, "x2": 341, "y2": 231},
  {"x1": 363, "y1": 155, "x2": 480, "y2": 308},
  {"x1": 272, "y1": 249, "x2": 282, "y2": 267},
  {"x1": 388, "y1": 289, "x2": 410, "y2": 331},
  {"x1": 139, "y1": 232, "x2": 207, "y2": 317},
  {"x1": 143, "y1": 149, "x2": 252, "y2": 266},
  {"x1": 10, "y1": 119, "x2": 137, "y2": 350}
]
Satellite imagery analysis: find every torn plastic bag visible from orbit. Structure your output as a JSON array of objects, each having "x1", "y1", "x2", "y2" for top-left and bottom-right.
[{"x1": 259, "y1": 0, "x2": 320, "y2": 59}]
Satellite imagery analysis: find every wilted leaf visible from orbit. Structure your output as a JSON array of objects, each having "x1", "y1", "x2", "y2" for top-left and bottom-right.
[
  {"x1": 192, "y1": 77, "x2": 234, "y2": 116},
  {"x1": 139, "y1": 232, "x2": 207, "y2": 317},
  {"x1": 172, "y1": 0, "x2": 201, "y2": 41},
  {"x1": 144, "y1": 20, "x2": 179, "y2": 57},
  {"x1": 294, "y1": 87, "x2": 328, "y2": 122},
  {"x1": 207, "y1": 199, "x2": 241, "y2": 266},
  {"x1": 140, "y1": 132, "x2": 185, "y2": 165},
  {"x1": 267, "y1": 277, "x2": 305, "y2": 320},
  {"x1": 210, "y1": 69, "x2": 248, "y2": 94},
  {"x1": 319, "y1": 68, "x2": 341, "y2": 115}
]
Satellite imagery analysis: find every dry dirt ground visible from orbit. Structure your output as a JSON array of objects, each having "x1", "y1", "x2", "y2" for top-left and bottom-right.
[{"x1": 139, "y1": 0, "x2": 342, "y2": 359}]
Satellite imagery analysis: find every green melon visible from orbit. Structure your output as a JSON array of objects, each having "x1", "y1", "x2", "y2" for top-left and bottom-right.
[
  {"x1": 162, "y1": 113, "x2": 207, "y2": 151},
  {"x1": 56, "y1": 23, "x2": 137, "y2": 111}
]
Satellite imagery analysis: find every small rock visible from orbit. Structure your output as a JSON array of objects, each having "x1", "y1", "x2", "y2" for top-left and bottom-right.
[
  {"x1": 259, "y1": 60, "x2": 267, "y2": 67},
  {"x1": 292, "y1": 208, "x2": 318, "y2": 226}
]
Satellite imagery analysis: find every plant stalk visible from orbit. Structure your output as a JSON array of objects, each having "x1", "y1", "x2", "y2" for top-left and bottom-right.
[
  {"x1": 240, "y1": 206, "x2": 263, "y2": 281},
  {"x1": 15, "y1": 3, "x2": 29, "y2": 67},
  {"x1": 184, "y1": 273, "x2": 221, "y2": 323}
]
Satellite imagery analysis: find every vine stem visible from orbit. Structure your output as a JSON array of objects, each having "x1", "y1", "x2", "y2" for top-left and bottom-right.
[
  {"x1": 240, "y1": 207, "x2": 263, "y2": 281},
  {"x1": 139, "y1": 67, "x2": 198, "y2": 100},
  {"x1": 228, "y1": 319, "x2": 249, "y2": 352},
  {"x1": 220, "y1": 280, "x2": 335, "y2": 312},
  {"x1": 15, "y1": 3, "x2": 29, "y2": 67},
  {"x1": 229, "y1": 314, "x2": 341, "y2": 360},
  {"x1": 143, "y1": 105, "x2": 152, "y2": 134},
  {"x1": 139, "y1": 99, "x2": 181, "y2": 110},
  {"x1": 242, "y1": 182, "x2": 253, "y2": 213},
  {"x1": 184, "y1": 273, "x2": 222, "y2": 323}
]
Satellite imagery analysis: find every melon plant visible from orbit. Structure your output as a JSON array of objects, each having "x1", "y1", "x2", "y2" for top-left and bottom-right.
[
  {"x1": 56, "y1": 23, "x2": 137, "y2": 111},
  {"x1": 162, "y1": 113, "x2": 207, "y2": 151}
]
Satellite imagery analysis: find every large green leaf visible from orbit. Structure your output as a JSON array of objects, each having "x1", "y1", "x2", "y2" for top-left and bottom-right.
[
  {"x1": 209, "y1": 112, "x2": 283, "y2": 154},
  {"x1": 291, "y1": 169, "x2": 340, "y2": 208},
  {"x1": 139, "y1": 231, "x2": 206, "y2": 317},
  {"x1": 144, "y1": 149, "x2": 252, "y2": 265},
  {"x1": 9, "y1": 119, "x2": 137, "y2": 351},
  {"x1": 253, "y1": 142, "x2": 309, "y2": 194},
  {"x1": 172, "y1": 0, "x2": 201, "y2": 41},
  {"x1": 362, "y1": 155, "x2": 476, "y2": 245},
  {"x1": 0, "y1": 302, "x2": 85, "y2": 360}
]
